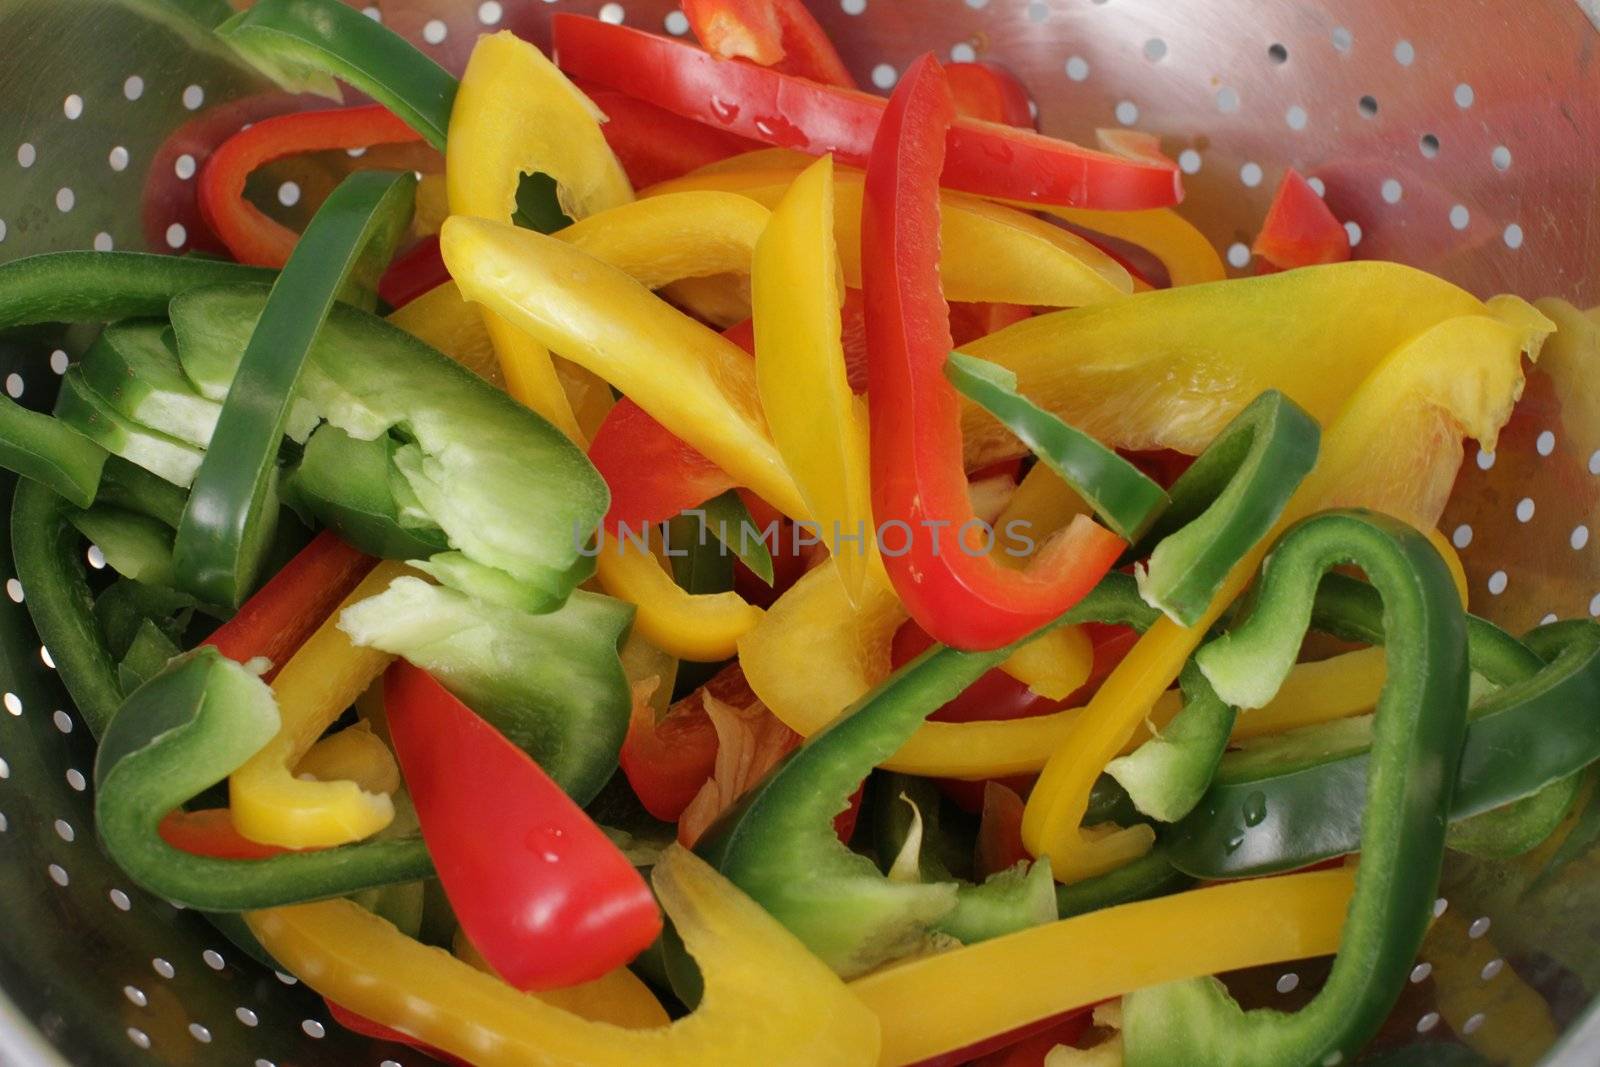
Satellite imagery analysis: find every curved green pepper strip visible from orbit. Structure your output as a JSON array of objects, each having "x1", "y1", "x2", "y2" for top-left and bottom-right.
[
  {"x1": 1124, "y1": 509, "x2": 1470, "y2": 1067},
  {"x1": 94, "y1": 647, "x2": 434, "y2": 911},
  {"x1": 1054, "y1": 847, "x2": 1193, "y2": 919},
  {"x1": 1167, "y1": 617, "x2": 1600, "y2": 880},
  {"x1": 172, "y1": 169, "x2": 414, "y2": 607},
  {"x1": 698, "y1": 575, "x2": 1145, "y2": 978},
  {"x1": 96, "y1": 457, "x2": 190, "y2": 530},
  {"x1": 218, "y1": 0, "x2": 457, "y2": 150},
  {"x1": 0, "y1": 251, "x2": 272, "y2": 332},
  {"x1": 1105, "y1": 661, "x2": 1235, "y2": 823},
  {"x1": 1131, "y1": 389, "x2": 1321, "y2": 626},
  {"x1": 0, "y1": 395, "x2": 105, "y2": 509},
  {"x1": 1446, "y1": 771, "x2": 1582, "y2": 859},
  {"x1": 946, "y1": 352, "x2": 1168, "y2": 541}
]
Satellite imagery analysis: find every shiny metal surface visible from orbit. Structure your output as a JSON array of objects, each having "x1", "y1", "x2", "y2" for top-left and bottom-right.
[{"x1": 0, "y1": 1, "x2": 1596, "y2": 1064}]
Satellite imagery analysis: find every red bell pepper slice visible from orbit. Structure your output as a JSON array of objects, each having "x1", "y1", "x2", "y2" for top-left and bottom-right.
[
  {"x1": 385, "y1": 662, "x2": 661, "y2": 992},
  {"x1": 945, "y1": 61, "x2": 1034, "y2": 129},
  {"x1": 890, "y1": 620, "x2": 1060, "y2": 724},
  {"x1": 552, "y1": 16, "x2": 1182, "y2": 210},
  {"x1": 199, "y1": 104, "x2": 424, "y2": 268},
  {"x1": 157, "y1": 808, "x2": 288, "y2": 861},
  {"x1": 202, "y1": 530, "x2": 376, "y2": 681},
  {"x1": 377, "y1": 234, "x2": 449, "y2": 311},
  {"x1": 1251, "y1": 168, "x2": 1351, "y2": 272},
  {"x1": 911, "y1": 1006, "x2": 1093, "y2": 1067},
  {"x1": 681, "y1": 0, "x2": 857, "y2": 88},
  {"x1": 582, "y1": 85, "x2": 762, "y2": 188},
  {"x1": 619, "y1": 664, "x2": 746, "y2": 821},
  {"x1": 326, "y1": 999, "x2": 471, "y2": 1066},
  {"x1": 975, "y1": 779, "x2": 1031, "y2": 877},
  {"x1": 861, "y1": 54, "x2": 1126, "y2": 651}
]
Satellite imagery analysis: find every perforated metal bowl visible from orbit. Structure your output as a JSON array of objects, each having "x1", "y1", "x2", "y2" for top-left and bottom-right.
[{"x1": 0, "y1": 1, "x2": 1597, "y2": 1064}]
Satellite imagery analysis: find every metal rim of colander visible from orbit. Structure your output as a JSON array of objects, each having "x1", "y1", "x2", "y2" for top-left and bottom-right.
[{"x1": 1, "y1": 1, "x2": 1599, "y2": 1065}]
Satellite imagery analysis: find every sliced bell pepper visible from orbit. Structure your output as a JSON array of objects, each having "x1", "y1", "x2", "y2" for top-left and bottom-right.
[
  {"x1": 173, "y1": 170, "x2": 414, "y2": 607},
  {"x1": 751, "y1": 155, "x2": 877, "y2": 601},
  {"x1": 199, "y1": 104, "x2": 425, "y2": 268},
  {"x1": 946, "y1": 62, "x2": 1035, "y2": 128},
  {"x1": 452, "y1": 934, "x2": 670, "y2": 1027},
  {"x1": 1122, "y1": 510, "x2": 1471, "y2": 1067},
  {"x1": 385, "y1": 662, "x2": 659, "y2": 991},
  {"x1": 383, "y1": 280, "x2": 502, "y2": 383},
  {"x1": 861, "y1": 54, "x2": 1124, "y2": 651},
  {"x1": 682, "y1": 0, "x2": 857, "y2": 88},
  {"x1": 647, "y1": 165, "x2": 1133, "y2": 305},
  {"x1": 93, "y1": 647, "x2": 433, "y2": 910},
  {"x1": 244, "y1": 846, "x2": 883, "y2": 1066},
  {"x1": 442, "y1": 214, "x2": 807, "y2": 520},
  {"x1": 1042, "y1": 205, "x2": 1226, "y2": 288},
  {"x1": 377, "y1": 234, "x2": 450, "y2": 310},
  {"x1": 620, "y1": 663, "x2": 740, "y2": 820},
  {"x1": 595, "y1": 536, "x2": 765, "y2": 662},
  {"x1": 0, "y1": 394, "x2": 106, "y2": 510},
  {"x1": 552, "y1": 16, "x2": 1182, "y2": 209},
  {"x1": 582, "y1": 86, "x2": 762, "y2": 187},
  {"x1": 447, "y1": 30, "x2": 634, "y2": 444},
  {"x1": 1252, "y1": 168, "x2": 1350, "y2": 272},
  {"x1": 0, "y1": 250, "x2": 271, "y2": 334},
  {"x1": 849, "y1": 866, "x2": 1354, "y2": 1066},
  {"x1": 228, "y1": 561, "x2": 409, "y2": 849}
]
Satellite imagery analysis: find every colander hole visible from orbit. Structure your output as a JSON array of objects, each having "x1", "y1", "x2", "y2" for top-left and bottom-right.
[
  {"x1": 598, "y1": 3, "x2": 626, "y2": 24},
  {"x1": 1381, "y1": 178, "x2": 1402, "y2": 203},
  {"x1": 0, "y1": 813, "x2": 7, "y2": 832},
  {"x1": 1393, "y1": 40, "x2": 1415, "y2": 66},
  {"x1": 166, "y1": 223, "x2": 188, "y2": 250},
  {"x1": 123, "y1": 985, "x2": 146, "y2": 1008},
  {"x1": 362, "y1": 5, "x2": 380, "y2": 20},
  {"x1": 479, "y1": 1, "x2": 504, "y2": 26},
  {"x1": 1239, "y1": 162, "x2": 1262, "y2": 187},
  {"x1": 1585, "y1": 591, "x2": 1598, "y2": 616},
  {"x1": 872, "y1": 64, "x2": 898, "y2": 89},
  {"x1": 257, "y1": 1061, "x2": 277, "y2": 1067},
  {"x1": 123, "y1": 75, "x2": 144, "y2": 101},
  {"x1": 1267, "y1": 42, "x2": 1288, "y2": 64},
  {"x1": 1541, "y1": 612, "x2": 1560, "y2": 625},
  {"x1": 53, "y1": 819, "x2": 73, "y2": 842},
  {"x1": 1358, "y1": 95, "x2": 1378, "y2": 118},
  {"x1": 1435, "y1": 897, "x2": 1450, "y2": 917},
  {"x1": 63, "y1": 94, "x2": 83, "y2": 120},
  {"x1": 1491, "y1": 145, "x2": 1512, "y2": 170},
  {"x1": 1482, "y1": 957, "x2": 1505, "y2": 980},
  {"x1": 0, "y1": 757, "x2": 8, "y2": 779},
  {"x1": 278, "y1": 181, "x2": 302, "y2": 207},
  {"x1": 109, "y1": 888, "x2": 131, "y2": 910},
  {"x1": 1416, "y1": 1011, "x2": 1441, "y2": 1034},
  {"x1": 40, "y1": 645, "x2": 54, "y2": 669},
  {"x1": 1454, "y1": 83, "x2": 1475, "y2": 108},
  {"x1": 174, "y1": 154, "x2": 196, "y2": 180},
  {"x1": 1463, "y1": 1013, "x2": 1486, "y2": 1035},
  {"x1": 65, "y1": 768, "x2": 85, "y2": 791},
  {"x1": 93, "y1": 232, "x2": 114, "y2": 252},
  {"x1": 1420, "y1": 133, "x2": 1440, "y2": 158},
  {"x1": 1573, "y1": 526, "x2": 1590, "y2": 551},
  {"x1": 1331, "y1": 27, "x2": 1353, "y2": 52},
  {"x1": 1452, "y1": 524, "x2": 1473, "y2": 548},
  {"x1": 1343, "y1": 220, "x2": 1362, "y2": 246},
  {"x1": 302, "y1": 1018, "x2": 327, "y2": 1038},
  {"x1": 1487, "y1": 570, "x2": 1507, "y2": 595},
  {"x1": 17, "y1": 143, "x2": 36, "y2": 168},
  {"x1": 1216, "y1": 86, "x2": 1239, "y2": 113},
  {"x1": 347, "y1": 146, "x2": 367, "y2": 158},
  {"x1": 203, "y1": 948, "x2": 225, "y2": 970},
  {"x1": 0, "y1": 219, "x2": 6, "y2": 243},
  {"x1": 1026, "y1": 1, "x2": 1048, "y2": 22},
  {"x1": 55, "y1": 187, "x2": 75, "y2": 213},
  {"x1": 1468, "y1": 915, "x2": 1491, "y2": 938},
  {"x1": 1476, "y1": 448, "x2": 1495, "y2": 470},
  {"x1": 188, "y1": 1023, "x2": 212, "y2": 1043},
  {"x1": 1115, "y1": 100, "x2": 1139, "y2": 125},
  {"x1": 3, "y1": 692, "x2": 19, "y2": 715},
  {"x1": 423, "y1": 19, "x2": 448, "y2": 45},
  {"x1": 1590, "y1": 449, "x2": 1600, "y2": 475},
  {"x1": 275, "y1": 970, "x2": 299, "y2": 986},
  {"x1": 381, "y1": 1061, "x2": 403, "y2": 1067},
  {"x1": 951, "y1": 43, "x2": 978, "y2": 64},
  {"x1": 126, "y1": 1028, "x2": 150, "y2": 1050},
  {"x1": 844, "y1": 0, "x2": 868, "y2": 15},
  {"x1": 1178, "y1": 149, "x2": 1201, "y2": 174},
  {"x1": 1226, "y1": 243, "x2": 1249, "y2": 269},
  {"x1": 51, "y1": 710, "x2": 71, "y2": 733},
  {"x1": 109, "y1": 146, "x2": 129, "y2": 172},
  {"x1": 6, "y1": 374, "x2": 21, "y2": 400},
  {"x1": 1065, "y1": 56, "x2": 1090, "y2": 82},
  {"x1": 86, "y1": 544, "x2": 105, "y2": 570},
  {"x1": 1276, "y1": 972, "x2": 1300, "y2": 994},
  {"x1": 152, "y1": 957, "x2": 175, "y2": 979},
  {"x1": 1515, "y1": 497, "x2": 1535, "y2": 523},
  {"x1": 6, "y1": 579, "x2": 20, "y2": 602},
  {"x1": 1306, "y1": 176, "x2": 1326, "y2": 196},
  {"x1": 1504, "y1": 223, "x2": 1524, "y2": 249},
  {"x1": 1142, "y1": 38, "x2": 1167, "y2": 63},
  {"x1": 1450, "y1": 204, "x2": 1470, "y2": 230},
  {"x1": 47, "y1": 863, "x2": 69, "y2": 886},
  {"x1": 236, "y1": 1007, "x2": 259, "y2": 1027},
  {"x1": 966, "y1": 0, "x2": 990, "y2": 7},
  {"x1": 1285, "y1": 105, "x2": 1307, "y2": 131},
  {"x1": 182, "y1": 84, "x2": 205, "y2": 110},
  {"x1": 663, "y1": 9, "x2": 689, "y2": 33},
  {"x1": 1536, "y1": 430, "x2": 1556, "y2": 455}
]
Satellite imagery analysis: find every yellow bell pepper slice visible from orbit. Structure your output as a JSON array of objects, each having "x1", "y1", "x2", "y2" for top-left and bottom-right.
[
  {"x1": 562, "y1": 191, "x2": 769, "y2": 289},
  {"x1": 442, "y1": 214, "x2": 807, "y2": 520},
  {"x1": 292, "y1": 721, "x2": 399, "y2": 796},
  {"x1": 1021, "y1": 296, "x2": 1552, "y2": 881},
  {"x1": 452, "y1": 930, "x2": 671, "y2": 1029},
  {"x1": 1426, "y1": 907, "x2": 1558, "y2": 1067},
  {"x1": 750, "y1": 155, "x2": 877, "y2": 602},
  {"x1": 385, "y1": 281, "x2": 501, "y2": 384},
  {"x1": 850, "y1": 866, "x2": 1355, "y2": 1067},
  {"x1": 647, "y1": 166, "x2": 1132, "y2": 306},
  {"x1": 1041, "y1": 206, "x2": 1226, "y2": 287},
  {"x1": 446, "y1": 30, "x2": 633, "y2": 443},
  {"x1": 245, "y1": 846, "x2": 881, "y2": 1066},
  {"x1": 229, "y1": 561, "x2": 410, "y2": 849},
  {"x1": 597, "y1": 536, "x2": 764, "y2": 663}
]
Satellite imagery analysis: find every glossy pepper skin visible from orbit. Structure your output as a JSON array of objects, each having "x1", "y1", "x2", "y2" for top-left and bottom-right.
[
  {"x1": 385, "y1": 662, "x2": 660, "y2": 991},
  {"x1": 682, "y1": 0, "x2": 857, "y2": 88},
  {"x1": 861, "y1": 54, "x2": 1124, "y2": 651},
  {"x1": 1252, "y1": 168, "x2": 1351, "y2": 272},
  {"x1": 1123, "y1": 510, "x2": 1470, "y2": 1067},
  {"x1": 552, "y1": 15, "x2": 1182, "y2": 210}
]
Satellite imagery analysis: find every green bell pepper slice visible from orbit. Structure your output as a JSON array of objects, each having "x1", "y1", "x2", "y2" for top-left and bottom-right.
[
  {"x1": 54, "y1": 367, "x2": 204, "y2": 487},
  {"x1": 94, "y1": 647, "x2": 434, "y2": 910},
  {"x1": 173, "y1": 169, "x2": 414, "y2": 607},
  {"x1": 76, "y1": 321, "x2": 222, "y2": 448},
  {"x1": 0, "y1": 251, "x2": 271, "y2": 332},
  {"x1": 283, "y1": 423, "x2": 448, "y2": 562},
  {"x1": 1124, "y1": 509, "x2": 1470, "y2": 1067},
  {"x1": 0, "y1": 393, "x2": 106, "y2": 509}
]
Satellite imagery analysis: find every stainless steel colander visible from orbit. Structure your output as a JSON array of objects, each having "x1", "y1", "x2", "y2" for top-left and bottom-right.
[{"x1": 1, "y1": 0, "x2": 1597, "y2": 1063}]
